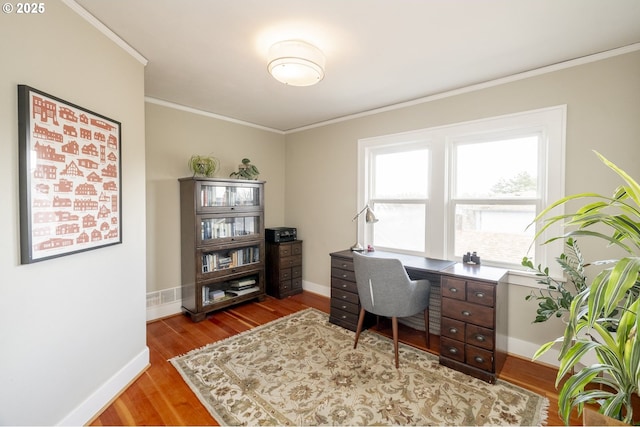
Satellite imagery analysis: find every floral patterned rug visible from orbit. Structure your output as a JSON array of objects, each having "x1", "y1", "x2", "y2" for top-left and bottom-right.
[{"x1": 171, "y1": 308, "x2": 548, "y2": 426}]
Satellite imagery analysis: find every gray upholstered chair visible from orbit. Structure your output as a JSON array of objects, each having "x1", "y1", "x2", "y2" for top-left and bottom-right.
[{"x1": 352, "y1": 252, "x2": 431, "y2": 368}]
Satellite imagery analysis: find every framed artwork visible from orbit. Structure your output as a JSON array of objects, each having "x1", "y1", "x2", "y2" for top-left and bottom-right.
[{"x1": 17, "y1": 85, "x2": 122, "y2": 264}]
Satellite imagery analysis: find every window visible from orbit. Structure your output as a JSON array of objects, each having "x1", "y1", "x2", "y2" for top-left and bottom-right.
[{"x1": 359, "y1": 106, "x2": 566, "y2": 275}]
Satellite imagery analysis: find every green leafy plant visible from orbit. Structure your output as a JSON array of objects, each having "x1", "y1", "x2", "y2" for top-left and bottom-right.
[
  {"x1": 229, "y1": 158, "x2": 259, "y2": 180},
  {"x1": 523, "y1": 237, "x2": 589, "y2": 323},
  {"x1": 188, "y1": 154, "x2": 219, "y2": 177},
  {"x1": 529, "y1": 151, "x2": 640, "y2": 424}
]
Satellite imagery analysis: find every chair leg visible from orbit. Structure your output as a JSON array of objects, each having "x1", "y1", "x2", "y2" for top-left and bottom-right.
[
  {"x1": 424, "y1": 308, "x2": 430, "y2": 348},
  {"x1": 354, "y1": 307, "x2": 366, "y2": 349},
  {"x1": 392, "y1": 316, "x2": 399, "y2": 368}
]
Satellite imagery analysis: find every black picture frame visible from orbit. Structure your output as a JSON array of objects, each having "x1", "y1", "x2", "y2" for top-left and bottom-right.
[{"x1": 18, "y1": 85, "x2": 122, "y2": 264}]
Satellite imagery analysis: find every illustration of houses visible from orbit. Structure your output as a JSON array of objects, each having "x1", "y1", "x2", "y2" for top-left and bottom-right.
[
  {"x1": 34, "y1": 164, "x2": 56, "y2": 180},
  {"x1": 78, "y1": 158, "x2": 99, "y2": 170},
  {"x1": 33, "y1": 198, "x2": 50, "y2": 208},
  {"x1": 87, "y1": 172, "x2": 102, "y2": 183},
  {"x1": 107, "y1": 152, "x2": 117, "y2": 162},
  {"x1": 33, "y1": 211, "x2": 57, "y2": 223},
  {"x1": 103, "y1": 181, "x2": 117, "y2": 191},
  {"x1": 101, "y1": 164, "x2": 117, "y2": 178},
  {"x1": 107, "y1": 134, "x2": 118, "y2": 150},
  {"x1": 91, "y1": 229, "x2": 102, "y2": 241},
  {"x1": 75, "y1": 183, "x2": 97, "y2": 196},
  {"x1": 82, "y1": 143, "x2": 99, "y2": 157},
  {"x1": 54, "y1": 178, "x2": 73, "y2": 193},
  {"x1": 56, "y1": 223, "x2": 79, "y2": 235},
  {"x1": 61, "y1": 160, "x2": 84, "y2": 177},
  {"x1": 53, "y1": 196, "x2": 72, "y2": 207},
  {"x1": 33, "y1": 124, "x2": 63, "y2": 143},
  {"x1": 97, "y1": 204, "x2": 111, "y2": 218},
  {"x1": 80, "y1": 128, "x2": 91, "y2": 140},
  {"x1": 34, "y1": 142, "x2": 65, "y2": 162},
  {"x1": 34, "y1": 237, "x2": 73, "y2": 251},
  {"x1": 76, "y1": 231, "x2": 90, "y2": 244},
  {"x1": 32, "y1": 95, "x2": 59, "y2": 125},
  {"x1": 91, "y1": 118, "x2": 116, "y2": 132},
  {"x1": 54, "y1": 211, "x2": 79, "y2": 222},
  {"x1": 59, "y1": 106, "x2": 77, "y2": 122},
  {"x1": 63, "y1": 124, "x2": 77, "y2": 137},
  {"x1": 79, "y1": 113, "x2": 88, "y2": 124},
  {"x1": 94, "y1": 131, "x2": 106, "y2": 142},
  {"x1": 62, "y1": 140, "x2": 79, "y2": 155},
  {"x1": 82, "y1": 214, "x2": 96, "y2": 228},
  {"x1": 74, "y1": 198, "x2": 98, "y2": 211}
]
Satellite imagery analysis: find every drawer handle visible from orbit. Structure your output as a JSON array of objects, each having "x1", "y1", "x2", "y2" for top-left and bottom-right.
[
  {"x1": 449, "y1": 287, "x2": 458, "y2": 293},
  {"x1": 341, "y1": 263, "x2": 348, "y2": 268},
  {"x1": 342, "y1": 295, "x2": 348, "y2": 300},
  {"x1": 475, "y1": 292, "x2": 485, "y2": 298},
  {"x1": 448, "y1": 347, "x2": 458, "y2": 355},
  {"x1": 341, "y1": 305, "x2": 347, "y2": 309},
  {"x1": 462, "y1": 310, "x2": 471, "y2": 317},
  {"x1": 341, "y1": 315, "x2": 347, "y2": 319},
  {"x1": 474, "y1": 356, "x2": 485, "y2": 364},
  {"x1": 341, "y1": 284, "x2": 348, "y2": 288},
  {"x1": 449, "y1": 327, "x2": 458, "y2": 334},
  {"x1": 475, "y1": 334, "x2": 486, "y2": 342},
  {"x1": 342, "y1": 274, "x2": 348, "y2": 278}
]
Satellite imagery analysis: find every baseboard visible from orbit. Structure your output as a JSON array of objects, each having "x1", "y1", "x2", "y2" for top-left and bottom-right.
[
  {"x1": 57, "y1": 347, "x2": 150, "y2": 426},
  {"x1": 302, "y1": 280, "x2": 330, "y2": 298}
]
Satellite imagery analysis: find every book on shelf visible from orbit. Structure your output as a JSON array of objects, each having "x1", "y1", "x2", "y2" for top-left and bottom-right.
[
  {"x1": 225, "y1": 286, "x2": 259, "y2": 297},
  {"x1": 229, "y1": 278, "x2": 256, "y2": 289}
]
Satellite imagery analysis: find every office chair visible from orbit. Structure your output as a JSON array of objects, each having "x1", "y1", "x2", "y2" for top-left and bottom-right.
[{"x1": 352, "y1": 252, "x2": 431, "y2": 368}]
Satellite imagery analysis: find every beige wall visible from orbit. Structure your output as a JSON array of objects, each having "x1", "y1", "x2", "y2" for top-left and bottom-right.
[
  {"x1": 0, "y1": 2, "x2": 147, "y2": 425},
  {"x1": 284, "y1": 50, "x2": 640, "y2": 361},
  {"x1": 145, "y1": 102, "x2": 286, "y2": 294}
]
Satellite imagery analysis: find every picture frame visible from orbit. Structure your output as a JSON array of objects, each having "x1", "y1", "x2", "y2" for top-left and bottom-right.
[{"x1": 17, "y1": 85, "x2": 122, "y2": 264}]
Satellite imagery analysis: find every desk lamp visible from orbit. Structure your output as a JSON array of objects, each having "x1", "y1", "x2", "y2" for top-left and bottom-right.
[{"x1": 351, "y1": 205, "x2": 378, "y2": 251}]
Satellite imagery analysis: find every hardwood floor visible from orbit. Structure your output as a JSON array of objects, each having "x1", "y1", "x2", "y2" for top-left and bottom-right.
[{"x1": 90, "y1": 292, "x2": 579, "y2": 426}]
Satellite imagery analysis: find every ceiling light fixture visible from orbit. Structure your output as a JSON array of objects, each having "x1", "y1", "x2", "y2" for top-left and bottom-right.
[{"x1": 267, "y1": 40, "x2": 325, "y2": 87}]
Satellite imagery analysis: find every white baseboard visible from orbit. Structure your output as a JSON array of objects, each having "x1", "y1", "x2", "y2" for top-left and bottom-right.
[
  {"x1": 57, "y1": 347, "x2": 150, "y2": 426},
  {"x1": 302, "y1": 280, "x2": 330, "y2": 298},
  {"x1": 147, "y1": 300, "x2": 182, "y2": 321}
]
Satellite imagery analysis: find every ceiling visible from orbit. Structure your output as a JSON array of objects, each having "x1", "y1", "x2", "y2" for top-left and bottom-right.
[{"x1": 73, "y1": 0, "x2": 640, "y2": 133}]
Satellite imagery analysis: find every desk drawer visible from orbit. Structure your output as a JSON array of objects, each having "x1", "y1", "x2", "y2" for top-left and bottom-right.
[
  {"x1": 330, "y1": 309, "x2": 359, "y2": 327},
  {"x1": 282, "y1": 254, "x2": 302, "y2": 268},
  {"x1": 331, "y1": 297, "x2": 359, "y2": 315},
  {"x1": 332, "y1": 277, "x2": 357, "y2": 294},
  {"x1": 441, "y1": 317, "x2": 465, "y2": 341},
  {"x1": 467, "y1": 281, "x2": 495, "y2": 307},
  {"x1": 331, "y1": 267, "x2": 356, "y2": 282},
  {"x1": 466, "y1": 324, "x2": 494, "y2": 350},
  {"x1": 466, "y1": 345, "x2": 493, "y2": 371},
  {"x1": 331, "y1": 258, "x2": 354, "y2": 272},
  {"x1": 441, "y1": 337, "x2": 465, "y2": 363},
  {"x1": 333, "y1": 287, "x2": 359, "y2": 305},
  {"x1": 441, "y1": 298, "x2": 494, "y2": 328},
  {"x1": 441, "y1": 277, "x2": 466, "y2": 301}
]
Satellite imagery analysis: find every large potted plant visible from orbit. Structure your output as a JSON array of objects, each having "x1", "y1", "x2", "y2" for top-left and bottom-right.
[{"x1": 528, "y1": 151, "x2": 640, "y2": 424}]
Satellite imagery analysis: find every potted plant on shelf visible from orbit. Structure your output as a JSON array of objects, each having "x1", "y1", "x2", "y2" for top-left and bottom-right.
[
  {"x1": 188, "y1": 154, "x2": 219, "y2": 178},
  {"x1": 528, "y1": 151, "x2": 640, "y2": 425},
  {"x1": 229, "y1": 158, "x2": 260, "y2": 180}
]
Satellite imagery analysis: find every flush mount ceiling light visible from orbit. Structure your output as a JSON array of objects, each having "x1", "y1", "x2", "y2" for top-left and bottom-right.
[{"x1": 267, "y1": 40, "x2": 325, "y2": 87}]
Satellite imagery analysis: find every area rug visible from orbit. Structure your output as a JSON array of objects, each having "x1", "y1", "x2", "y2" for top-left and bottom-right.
[{"x1": 170, "y1": 308, "x2": 548, "y2": 426}]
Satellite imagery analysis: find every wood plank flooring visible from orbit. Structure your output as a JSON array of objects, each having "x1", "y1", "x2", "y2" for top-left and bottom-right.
[{"x1": 90, "y1": 292, "x2": 580, "y2": 426}]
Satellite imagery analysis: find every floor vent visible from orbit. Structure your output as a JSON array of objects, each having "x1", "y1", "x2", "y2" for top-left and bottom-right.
[{"x1": 147, "y1": 287, "x2": 181, "y2": 308}]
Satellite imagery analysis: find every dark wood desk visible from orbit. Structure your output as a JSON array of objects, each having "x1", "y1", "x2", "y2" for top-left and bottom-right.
[{"x1": 329, "y1": 249, "x2": 508, "y2": 383}]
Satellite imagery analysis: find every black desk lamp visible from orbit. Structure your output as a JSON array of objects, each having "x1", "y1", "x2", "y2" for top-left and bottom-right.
[{"x1": 351, "y1": 204, "x2": 378, "y2": 251}]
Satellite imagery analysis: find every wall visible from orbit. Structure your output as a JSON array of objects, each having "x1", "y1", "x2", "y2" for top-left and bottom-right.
[
  {"x1": 284, "y1": 49, "x2": 640, "y2": 362},
  {"x1": 0, "y1": 2, "x2": 147, "y2": 425},
  {"x1": 144, "y1": 102, "x2": 286, "y2": 311}
]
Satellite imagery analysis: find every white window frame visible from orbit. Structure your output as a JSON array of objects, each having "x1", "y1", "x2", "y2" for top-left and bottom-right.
[{"x1": 357, "y1": 105, "x2": 566, "y2": 282}]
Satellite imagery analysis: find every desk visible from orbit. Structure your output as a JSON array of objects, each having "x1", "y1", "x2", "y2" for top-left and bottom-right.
[{"x1": 329, "y1": 249, "x2": 508, "y2": 383}]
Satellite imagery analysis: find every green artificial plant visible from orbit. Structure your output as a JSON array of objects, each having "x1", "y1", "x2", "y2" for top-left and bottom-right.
[
  {"x1": 529, "y1": 151, "x2": 640, "y2": 424},
  {"x1": 229, "y1": 158, "x2": 260, "y2": 180},
  {"x1": 188, "y1": 154, "x2": 219, "y2": 178},
  {"x1": 522, "y1": 237, "x2": 589, "y2": 324}
]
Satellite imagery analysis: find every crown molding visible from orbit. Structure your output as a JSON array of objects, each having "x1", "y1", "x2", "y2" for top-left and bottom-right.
[{"x1": 62, "y1": 0, "x2": 148, "y2": 66}]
